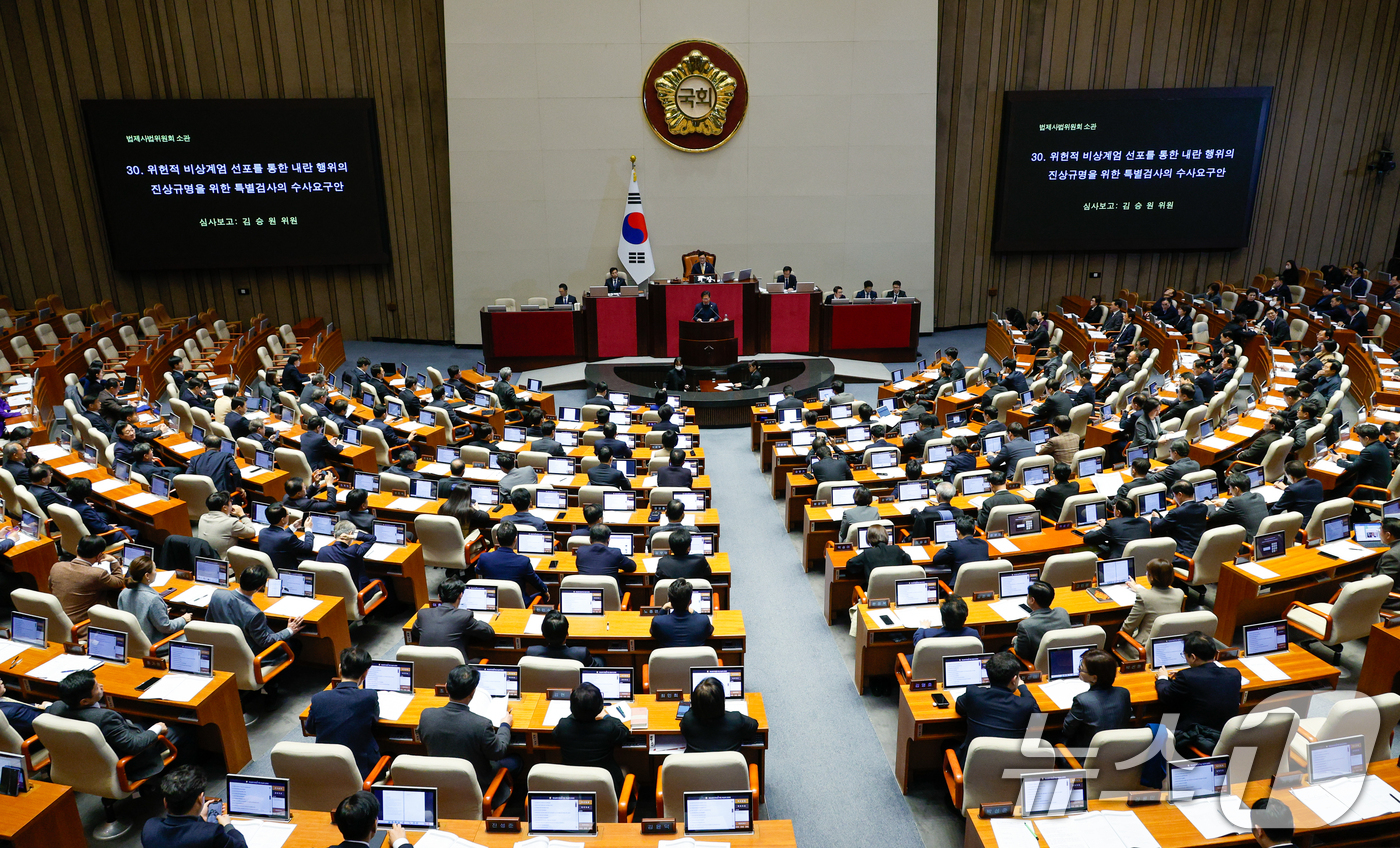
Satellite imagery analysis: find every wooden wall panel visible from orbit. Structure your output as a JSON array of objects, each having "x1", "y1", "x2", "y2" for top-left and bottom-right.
[
  {"x1": 937, "y1": 0, "x2": 1400, "y2": 328},
  {"x1": 0, "y1": 0, "x2": 452, "y2": 342}
]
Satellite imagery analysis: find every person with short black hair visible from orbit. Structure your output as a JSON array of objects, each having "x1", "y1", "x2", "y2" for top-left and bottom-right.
[
  {"x1": 529, "y1": 420, "x2": 565, "y2": 457},
  {"x1": 837, "y1": 486, "x2": 878, "y2": 543},
  {"x1": 1272, "y1": 459, "x2": 1324, "y2": 522},
  {"x1": 941, "y1": 436, "x2": 977, "y2": 481},
  {"x1": 496, "y1": 450, "x2": 537, "y2": 500},
  {"x1": 681, "y1": 677, "x2": 759, "y2": 752},
  {"x1": 648, "y1": 499, "x2": 698, "y2": 544},
  {"x1": 1154, "y1": 630, "x2": 1241, "y2": 753},
  {"x1": 1082, "y1": 495, "x2": 1151, "y2": 559},
  {"x1": 912, "y1": 595, "x2": 974, "y2": 642},
  {"x1": 1059, "y1": 649, "x2": 1132, "y2": 750},
  {"x1": 48, "y1": 534, "x2": 125, "y2": 623},
  {"x1": 929, "y1": 517, "x2": 987, "y2": 584},
  {"x1": 1032, "y1": 461, "x2": 1079, "y2": 521},
  {"x1": 650, "y1": 578, "x2": 714, "y2": 648},
  {"x1": 142, "y1": 764, "x2": 248, "y2": 848},
  {"x1": 551, "y1": 682, "x2": 631, "y2": 791},
  {"x1": 975, "y1": 470, "x2": 1025, "y2": 530},
  {"x1": 505, "y1": 487, "x2": 548, "y2": 531},
  {"x1": 66, "y1": 476, "x2": 138, "y2": 541},
  {"x1": 1150, "y1": 479, "x2": 1210, "y2": 559},
  {"x1": 332, "y1": 791, "x2": 409, "y2": 848},
  {"x1": 1205, "y1": 471, "x2": 1268, "y2": 541},
  {"x1": 1013, "y1": 580, "x2": 1071, "y2": 659},
  {"x1": 207, "y1": 562, "x2": 306, "y2": 655},
  {"x1": 1250, "y1": 797, "x2": 1296, "y2": 848},
  {"x1": 411, "y1": 579, "x2": 496, "y2": 660},
  {"x1": 1376, "y1": 518, "x2": 1400, "y2": 606},
  {"x1": 1333, "y1": 422, "x2": 1392, "y2": 488},
  {"x1": 475, "y1": 521, "x2": 547, "y2": 604},
  {"x1": 257, "y1": 501, "x2": 316, "y2": 572},
  {"x1": 655, "y1": 448, "x2": 694, "y2": 488},
  {"x1": 48, "y1": 669, "x2": 184, "y2": 783},
  {"x1": 306, "y1": 647, "x2": 381, "y2": 777},
  {"x1": 416, "y1": 665, "x2": 518, "y2": 798},
  {"x1": 845, "y1": 524, "x2": 913, "y2": 589},
  {"x1": 525, "y1": 610, "x2": 602, "y2": 666},
  {"x1": 954, "y1": 651, "x2": 1039, "y2": 762},
  {"x1": 587, "y1": 445, "x2": 632, "y2": 490},
  {"x1": 196, "y1": 491, "x2": 257, "y2": 558},
  {"x1": 335, "y1": 488, "x2": 375, "y2": 533}
]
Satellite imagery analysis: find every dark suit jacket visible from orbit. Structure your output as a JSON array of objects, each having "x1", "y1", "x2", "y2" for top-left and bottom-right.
[
  {"x1": 417, "y1": 701, "x2": 512, "y2": 786},
  {"x1": 1340, "y1": 441, "x2": 1393, "y2": 488},
  {"x1": 930, "y1": 537, "x2": 989, "y2": 584},
  {"x1": 475, "y1": 549, "x2": 547, "y2": 603},
  {"x1": 1032, "y1": 481, "x2": 1080, "y2": 523},
  {"x1": 1237, "y1": 429, "x2": 1282, "y2": 465},
  {"x1": 574, "y1": 543, "x2": 637, "y2": 584},
  {"x1": 1083, "y1": 516, "x2": 1151, "y2": 558},
  {"x1": 300, "y1": 432, "x2": 343, "y2": 469},
  {"x1": 141, "y1": 815, "x2": 248, "y2": 848},
  {"x1": 650, "y1": 609, "x2": 713, "y2": 648},
  {"x1": 1150, "y1": 500, "x2": 1210, "y2": 557},
  {"x1": 525, "y1": 643, "x2": 603, "y2": 667},
  {"x1": 552, "y1": 715, "x2": 631, "y2": 791},
  {"x1": 186, "y1": 449, "x2": 241, "y2": 493},
  {"x1": 1014, "y1": 607, "x2": 1072, "y2": 659},
  {"x1": 680, "y1": 709, "x2": 759, "y2": 753},
  {"x1": 45, "y1": 701, "x2": 166, "y2": 781},
  {"x1": 1347, "y1": 311, "x2": 1370, "y2": 334},
  {"x1": 955, "y1": 683, "x2": 1041, "y2": 762},
  {"x1": 941, "y1": 451, "x2": 977, "y2": 482},
  {"x1": 846, "y1": 543, "x2": 913, "y2": 590},
  {"x1": 655, "y1": 465, "x2": 694, "y2": 488},
  {"x1": 976, "y1": 490, "x2": 1026, "y2": 529},
  {"x1": 604, "y1": 277, "x2": 625, "y2": 293},
  {"x1": 1102, "y1": 311, "x2": 1125, "y2": 332},
  {"x1": 595, "y1": 437, "x2": 632, "y2": 459},
  {"x1": 811, "y1": 457, "x2": 853, "y2": 483},
  {"x1": 257, "y1": 525, "x2": 315, "y2": 573},
  {"x1": 367, "y1": 418, "x2": 407, "y2": 448},
  {"x1": 411, "y1": 605, "x2": 495, "y2": 661},
  {"x1": 494, "y1": 382, "x2": 518, "y2": 411},
  {"x1": 306, "y1": 681, "x2": 381, "y2": 776},
  {"x1": 1273, "y1": 477, "x2": 1323, "y2": 521},
  {"x1": 1155, "y1": 662, "x2": 1242, "y2": 734},
  {"x1": 3, "y1": 460, "x2": 29, "y2": 485},
  {"x1": 530, "y1": 437, "x2": 565, "y2": 457},
  {"x1": 1061, "y1": 686, "x2": 1133, "y2": 749},
  {"x1": 656, "y1": 553, "x2": 712, "y2": 581},
  {"x1": 1032, "y1": 392, "x2": 1072, "y2": 424},
  {"x1": 1145, "y1": 458, "x2": 1200, "y2": 487},
  {"x1": 1207, "y1": 491, "x2": 1268, "y2": 541},
  {"x1": 587, "y1": 464, "x2": 632, "y2": 489},
  {"x1": 280, "y1": 365, "x2": 307, "y2": 396}
]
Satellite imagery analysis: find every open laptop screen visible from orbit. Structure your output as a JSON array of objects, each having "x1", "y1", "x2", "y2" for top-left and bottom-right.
[
  {"x1": 690, "y1": 666, "x2": 743, "y2": 699},
  {"x1": 227, "y1": 775, "x2": 291, "y2": 820},
  {"x1": 1167, "y1": 756, "x2": 1230, "y2": 801},
  {"x1": 372, "y1": 786, "x2": 437, "y2": 828},
  {"x1": 1046, "y1": 645, "x2": 1093, "y2": 681},
  {"x1": 942, "y1": 653, "x2": 991, "y2": 687},
  {"x1": 560, "y1": 588, "x2": 604, "y2": 615},
  {"x1": 579, "y1": 668, "x2": 634, "y2": 702},
  {"x1": 1307, "y1": 735, "x2": 1367, "y2": 784},
  {"x1": 528, "y1": 792, "x2": 598, "y2": 835},
  {"x1": 1150, "y1": 635, "x2": 1189, "y2": 669},
  {"x1": 683, "y1": 791, "x2": 754, "y2": 835},
  {"x1": 1242, "y1": 620, "x2": 1288, "y2": 656},
  {"x1": 473, "y1": 664, "x2": 519, "y2": 699},
  {"x1": 895, "y1": 579, "x2": 939, "y2": 608},
  {"x1": 1253, "y1": 530, "x2": 1286, "y2": 560},
  {"x1": 1019, "y1": 770, "x2": 1088, "y2": 818},
  {"x1": 365, "y1": 661, "x2": 414, "y2": 693},
  {"x1": 1097, "y1": 557, "x2": 1133, "y2": 586},
  {"x1": 998, "y1": 569, "x2": 1038, "y2": 598}
]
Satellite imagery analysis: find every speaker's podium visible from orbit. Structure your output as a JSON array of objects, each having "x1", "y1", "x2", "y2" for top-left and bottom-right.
[{"x1": 679, "y1": 320, "x2": 737, "y2": 367}]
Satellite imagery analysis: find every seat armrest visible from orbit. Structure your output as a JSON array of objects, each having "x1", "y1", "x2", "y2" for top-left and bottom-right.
[
  {"x1": 1284, "y1": 600, "x2": 1334, "y2": 642},
  {"x1": 620, "y1": 591, "x2": 631, "y2": 611},
  {"x1": 1296, "y1": 725, "x2": 1318, "y2": 743},
  {"x1": 1111, "y1": 630, "x2": 1146, "y2": 664},
  {"x1": 895, "y1": 651, "x2": 913, "y2": 684},
  {"x1": 253, "y1": 640, "x2": 296, "y2": 684},
  {"x1": 1008, "y1": 645, "x2": 1034, "y2": 671},
  {"x1": 942, "y1": 748, "x2": 964, "y2": 811},
  {"x1": 655, "y1": 764, "x2": 666, "y2": 818},
  {"x1": 357, "y1": 579, "x2": 388, "y2": 616},
  {"x1": 362, "y1": 755, "x2": 391, "y2": 790},
  {"x1": 852, "y1": 586, "x2": 868, "y2": 605},
  {"x1": 749, "y1": 762, "x2": 761, "y2": 803},
  {"x1": 69, "y1": 618, "x2": 90, "y2": 643},
  {"x1": 641, "y1": 663, "x2": 650, "y2": 694},
  {"x1": 117, "y1": 734, "x2": 177, "y2": 791},
  {"x1": 1054, "y1": 743, "x2": 1083, "y2": 770},
  {"x1": 21, "y1": 734, "x2": 48, "y2": 772},
  {"x1": 150, "y1": 629, "x2": 185, "y2": 655},
  {"x1": 618, "y1": 772, "x2": 637, "y2": 822}
]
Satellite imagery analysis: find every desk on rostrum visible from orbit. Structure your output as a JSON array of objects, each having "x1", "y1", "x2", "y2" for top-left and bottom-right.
[
  {"x1": 402, "y1": 608, "x2": 746, "y2": 677},
  {"x1": 297, "y1": 690, "x2": 769, "y2": 798},
  {"x1": 896, "y1": 643, "x2": 1339, "y2": 795},
  {"x1": 0, "y1": 638, "x2": 252, "y2": 771},
  {"x1": 276, "y1": 813, "x2": 796, "y2": 848},
  {"x1": 852, "y1": 575, "x2": 1140, "y2": 694}
]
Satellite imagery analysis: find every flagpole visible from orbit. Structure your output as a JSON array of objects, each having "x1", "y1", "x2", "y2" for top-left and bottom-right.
[{"x1": 631, "y1": 153, "x2": 636, "y2": 180}]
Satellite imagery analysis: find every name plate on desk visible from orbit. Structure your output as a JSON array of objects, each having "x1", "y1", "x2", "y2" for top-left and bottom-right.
[
  {"x1": 1021, "y1": 671, "x2": 1043, "y2": 683},
  {"x1": 1072, "y1": 580, "x2": 1093, "y2": 591},
  {"x1": 642, "y1": 819, "x2": 677, "y2": 835},
  {"x1": 979, "y1": 803, "x2": 1014, "y2": 819},
  {"x1": 832, "y1": 542, "x2": 852, "y2": 551},
  {"x1": 143, "y1": 657, "x2": 168, "y2": 670},
  {"x1": 868, "y1": 598, "x2": 890, "y2": 609},
  {"x1": 1121, "y1": 660, "x2": 1146, "y2": 674},
  {"x1": 909, "y1": 679, "x2": 937, "y2": 692},
  {"x1": 1126, "y1": 791, "x2": 1162, "y2": 807},
  {"x1": 973, "y1": 591, "x2": 995, "y2": 602},
  {"x1": 1055, "y1": 521, "x2": 1073, "y2": 530},
  {"x1": 654, "y1": 689, "x2": 683, "y2": 701},
  {"x1": 485, "y1": 818, "x2": 521, "y2": 833},
  {"x1": 640, "y1": 606, "x2": 664, "y2": 616},
  {"x1": 546, "y1": 688, "x2": 571, "y2": 700},
  {"x1": 532, "y1": 605, "x2": 554, "y2": 614}
]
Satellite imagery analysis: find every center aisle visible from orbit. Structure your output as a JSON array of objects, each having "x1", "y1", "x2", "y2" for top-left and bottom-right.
[{"x1": 703, "y1": 426, "x2": 926, "y2": 848}]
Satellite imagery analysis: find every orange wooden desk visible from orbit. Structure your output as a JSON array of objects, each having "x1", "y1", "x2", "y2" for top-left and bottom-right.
[
  {"x1": 0, "y1": 780, "x2": 85, "y2": 848},
  {"x1": 161, "y1": 572, "x2": 351, "y2": 667},
  {"x1": 1211, "y1": 545, "x2": 1380, "y2": 643}
]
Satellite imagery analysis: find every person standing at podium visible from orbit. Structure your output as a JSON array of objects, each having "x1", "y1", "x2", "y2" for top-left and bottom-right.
[
  {"x1": 604, "y1": 268, "x2": 625, "y2": 294},
  {"x1": 777, "y1": 266, "x2": 797, "y2": 290},
  {"x1": 693, "y1": 291, "x2": 721, "y2": 322},
  {"x1": 556, "y1": 284, "x2": 577, "y2": 306}
]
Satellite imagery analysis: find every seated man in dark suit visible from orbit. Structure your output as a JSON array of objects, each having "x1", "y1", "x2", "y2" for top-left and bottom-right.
[
  {"x1": 975, "y1": 471, "x2": 1025, "y2": 530},
  {"x1": 185, "y1": 434, "x2": 242, "y2": 494},
  {"x1": 1333, "y1": 422, "x2": 1393, "y2": 489},
  {"x1": 1344, "y1": 302, "x2": 1370, "y2": 334},
  {"x1": 329, "y1": 791, "x2": 408, "y2": 848},
  {"x1": 810, "y1": 445, "x2": 853, "y2": 483},
  {"x1": 940, "y1": 436, "x2": 977, "y2": 482},
  {"x1": 1145, "y1": 439, "x2": 1199, "y2": 487},
  {"x1": 300, "y1": 415, "x2": 345, "y2": 471},
  {"x1": 305, "y1": 647, "x2": 381, "y2": 777},
  {"x1": 776, "y1": 266, "x2": 798, "y2": 290},
  {"x1": 844, "y1": 524, "x2": 912, "y2": 590},
  {"x1": 954, "y1": 651, "x2": 1040, "y2": 763},
  {"x1": 416, "y1": 665, "x2": 519, "y2": 803},
  {"x1": 594, "y1": 422, "x2": 633, "y2": 460},
  {"x1": 555, "y1": 283, "x2": 578, "y2": 306},
  {"x1": 504, "y1": 488, "x2": 549, "y2": 531},
  {"x1": 410, "y1": 579, "x2": 495, "y2": 661},
  {"x1": 574, "y1": 524, "x2": 638, "y2": 589},
  {"x1": 1205, "y1": 471, "x2": 1268, "y2": 542},
  {"x1": 603, "y1": 267, "x2": 626, "y2": 293},
  {"x1": 365, "y1": 404, "x2": 408, "y2": 449},
  {"x1": 142, "y1": 765, "x2": 248, "y2": 848},
  {"x1": 529, "y1": 420, "x2": 566, "y2": 456},
  {"x1": 280, "y1": 354, "x2": 308, "y2": 398},
  {"x1": 655, "y1": 448, "x2": 694, "y2": 488},
  {"x1": 650, "y1": 579, "x2": 714, "y2": 648},
  {"x1": 1013, "y1": 581, "x2": 1071, "y2": 660},
  {"x1": 47, "y1": 669, "x2": 187, "y2": 784},
  {"x1": 656, "y1": 528, "x2": 712, "y2": 581},
  {"x1": 910, "y1": 594, "x2": 978, "y2": 644},
  {"x1": 1083, "y1": 496, "x2": 1152, "y2": 558},
  {"x1": 1272, "y1": 460, "x2": 1323, "y2": 522},
  {"x1": 256, "y1": 504, "x2": 316, "y2": 574},
  {"x1": 526, "y1": 610, "x2": 603, "y2": 666},
  {"x1": 885, "y1": 280, "x2": 909, "y2": 299},
  {"x1": 1031, "y1": 462, "x2": 1080, "y2": 523},
  {"x1": 587, "y1": 446, "x2": 632, "y2": 490},
  {"x1": 854, "y1": 280, "x2": 877, "y2": 299},
  {"x1": 689, "y1": 258, "x2": 715, "y2": 279},
  {"x1": 651, "y1": 404, "x2": 682, "y2": 433},
  {"x1": 1150, "y1": 480, "x2": 1209, "y2": 560},
  {"x1": 475, "y1": 521, "x2": 547, "y2": 604},
  {"x1": 1155, "y1": 631, "x2": 1242, "y2": 753},
  {"x1": 902, "y1": 413, "x2": 943, "y2": 461},
  {"x1": 929, "y1": 517, "x2": 988, "y2": 585}
]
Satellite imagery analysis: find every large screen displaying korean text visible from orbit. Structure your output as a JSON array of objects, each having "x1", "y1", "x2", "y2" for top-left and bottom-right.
[
  {"x1": 992, "y1": 87, "x2": 1271, "y2": 252},
  {"x1": 82, "y1": 99, "x2": 390, "y2": 269}
]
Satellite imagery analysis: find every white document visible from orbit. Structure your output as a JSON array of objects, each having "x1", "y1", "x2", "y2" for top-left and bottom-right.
[
  {"x1": 1318, "y1": 541, "x2": 1372, "y2": 561},
  {"x1": 989, "y1": 598, "x2": 1031, "y2": 622},
  {"x1": 1200, "y1": 436, "x2": 1234, "y2": 450},
  {"x1": 366, "y1": 543, "x2": 402, "y2": 560},
  {"x1": 265, "y1": 597, "x2": 321, "y2": 618},
  {"x1": 1234, "y1": 562, "x2": 1279, "y2": 580},
  {"x1": 119, "y1": 492, "x2": 162, "y2": 509},
  {"x1": 1259, "y1": 486, "x2": 1283, "y2": 505},
  {"x1": 988, "y1": 536, "x2": 1020, "y2": 554},
  {"x1": 951, "y1": 391, "x2": 976, "y2": 401},
  {"x1": 826, "y1": 507, "x2": 845, "y2": 522},
  {"x1": 1038, "y1": 677, "x2": 1091, "y2": 709},
  {"x1": 629, "y1": 707, "x2": 648, "y2": 730},
  {"x1": 865, "y1": 608, "x2": 903, "y2": 630},
  {"x1": 138, "y1": 672, "x2": 213, "y2": 702},
  {"x1": 173, "y1": 442, "x2": 204, "y2": 455},
  {"x1": 832, "y1": 416, "x2": 859, "y2": 428},
  {"x1": 419, "y1": 462, "x2": 451, "y2": 476},
  {"x1": 239, "y1": 466, "x2": 269, "y2": 480},
  {"x1": 174, "y1": 584, "x2": 221, "y2": 607},
  {"x1": 1290, "y1": 784, "x2": 1350, "y2": 824},
  {"x1": 1097, "y1": 810, "x2": 1161, "y2": 848},
  {"x1": 496, "y1": 441, "x2": 526, "y2": 453},
  {"x1": 894, "y1": 606, "x2": 940, "y2": 630},
  {"x1": 1327, "y1": 774, "x2": 1400, "y2": 824},
  {"x1": 892, "y1": 380, "x2": 917, "y2": 391},
  {"x1": 899, "y1": 545, "x2": 932, "y2": 563},
  {"x1": 468, "y1": 689, "x2": 509, "y2": 725},
  {"x1": 465, "y1": 468, "x2": 505, "y2": 482},
  {"x1": 27, "y1": 444, "x2": 70, "y2": 461},
  {"x1": 541, "y1": 475, "x2": 573, "y2": 488},
  {"x1": 1238, "y1": 655, "x2": 1289, "y2": 681},
  {"x1": 28, "y1": 654, "x2": 102, "y2": 682},
  {"x1": 601, "y1": 511, "x2": 634, "y2": 525},
  {"x1": 91, "y1": 478, "x2": 125, "y2": 493},
  {"x1": 234, "y1": 820, "x2": 298, "y2": 848},
  {"x1": 893, "y1": 500, "x2": 931, "y2": 515},
  {"x1": 1102, "y1": 584, "x2": 1139, "y2": 607},
  {"x1": 944, "y1": 427, "x2": 976, "y2": 437},
  {"x1": 1339, "y1": 439, "x2": 1364, "y2": 451},
  {"x1": 1373, "y1": 410, "x2": 1400, "y2": 422},
  {"x1": 0, "y1": 639, "x2": 32, "y2": 665},
  {"x1": 967, "y1": 495, "x2": 988, "y2": 508},
  {"x1": 1176, "y1": 796, "x2": 1250, "y2": 840},
  {"x1": 414, "y1": 830, "x2": 490, "y2": 848},
  {"x1": 1312, "y1": 459, "x2": 1344, "y2": 474},
  {"x1": 845, "y1": 440, "x2": 872, "y2": 453},
  {"x1": 387, "y1": 497, "x2": 432, "y2": 511},
  {"x1": 62, "y1": 461, "x2": 97, "y2": 473},
  {"x1": 1091, "y1": 473, "x2": 1125, "y2": 496},
  {"x1": 1227, "y1": 425, "x2": 1256, "y2": 437},
  {"x1": 989, "y1": 818, "x2": 1039, "y2": 848},
  {"x1": 266, "y1": 421, "x2": 293, "y2": 432},
  {"x1": 640, "y1": 557, "x2": 659, "y2": 573},
  {"x1": 542, "y1": 699, "x2": 572, "y2": 728},
  {"x1": 523, "y1": 615, "x2": 545, "y2": 635},
  {"x1": 151, "y1": 570, "x2": 175, "y2": 587},
  {"x1": 376, "y1": 690, "x2": 415, "y2": 721}
]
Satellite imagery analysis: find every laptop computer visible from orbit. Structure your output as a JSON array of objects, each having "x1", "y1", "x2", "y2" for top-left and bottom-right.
[
  {"x1": 9, "y1": 612, "x2": 45, "y2": 647},
  {"x1": 998, "y1": 569, "x2": 1039, "y2": 601},
  {"x1": 1193, "y1": 479, "x2": 1218, "y2": 502},
  {"x1": 474, "y1": 664, "x2": 520, "y2": 699},
  {"x1": 275, "y1": 569, "x2": 316, "y2": 599},
  {"x1": 869, "y1": 449, "x2": 900, "y2": 471},
  {"x1": 226, "y1": 775, "x2": 291, "y2": 820},
  {"x1": 1046, "y1": 645, "x2": 1094, "y2": 681},
  {"x1": 459, "y1": 584, "x2": 498, "y2": 615},
  {"x1": 579, "y1": 667, "x2": 634, "y2": 702},
  {"x1": 682, "y1": 791, "x2": 754, "y2": 835},
  {"x1": 168, "y1": 641, "x2": 215, "y2": 677},
  {"x1": 365, "y1": 661, "x2": 415, "y2": 694},
  {"x1": 1097, "y1": 557, "x2": 1134, "y2": 586},
  {"x1": 690, "y1": 666, "x2": 743, "y2": 702},
  {"x1": 1242, "y1": 620, "x2": 1288, "y2": 656},
  {"x1": 1323, "y1": 514, "x2": 1351, "y2": 543},
  {"x1": 675, "y1": 491, "x2": 706, "y2": 511},
  {"x1": 897, "y1": 480, "x2": 929, "y2": 502},
  {"x1": 981, "y1": 433, "x2": 1005, "y2": 456},
  {"x1": 1019, "y1": 770, "x2": 1089, "y2": 818},
  {"x1": 926, "y1": 443, "x2": 950, "y2": 462},
  {"x1": 1022, "y1": 465, "x2": 1051, "y2": 488},
  {"x1": 1074, "y1": 500, "x2": 1107, "y2": 527},
  {"x1": 895, "y1": 578, "x2": 940, "y2": 609},
  {"x1": 932, "y1": 520, "x2": 958, "y2": 545},
  {"x1": 410, "y1": 478, "x2": 437, "y2": 500},
  {"x1": 86, "y1": 626, "x2": 127, "y2": 665},
  {"x1": 1167, "y1": 755, "x2": 1230, "y2": 802},
  {"x1": 372, "y1": 786, "x2": 437, "y2": 829},
  {"x1": 122, "y1": 542, "x2": 153, "y2": 568},
  {"x1": 194, "y1": 557, "x2": 229, "y2": 587},
  {"x1": 1126, "y1": 444, "x2": 1150, "y2": 464},
  {"x1": 942, "y1": 653, "x2": 992, "y2": 688},
  {"x1": 960, "y1": 473, "x2": 992, "y2": 496},
  {"x1": 517, "y1": 530, "x2": 553, "y2": 556},
  {"x1": 1077, "y1": 455, "x2": 1104, "y2": 478},
  {"x1": 527, "y1": 792, "x2": 598, "y2": 836},
  {"x1": 1149, "y1": 634, "x2": 1191, "y2": 670},
  {"x1": 1137, "y1": 489, "x2": 1166, "y2": 516},
  {"x1": 469, "y1": 485, "x2": 499, "y2": 508},
  {"x1": 560, "y1": 588, "x2": 604, "y2": 616},
  {"x1": 1028, "y1": 426, "x2": 1052, "y2": 447},
  {"x1": 0, "y1": 752, "x2": 28, "y2": 793},
  {"x1": 1306, "y1": 734, "x2": 1367, "y2": 784},
  {"x1": 607, "y1": 533, "x2": 633, "y2": 556},
  {"x1": 1008, "y1": 512, "x2": 1040, "y2": 537},
  {"x1": 1253, "y1": 529, "x2": 1286, "y2": 560},
  {"x1": 1355, "y1": 522, "x2": 1386, "y2": 548}
]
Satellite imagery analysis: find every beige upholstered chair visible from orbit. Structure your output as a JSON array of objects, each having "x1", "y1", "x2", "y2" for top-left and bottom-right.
[
  {"x1": 34, "y1": 712, "x2": 175, "y2": 838},
  {"x1": 951, "y1": 560, "x2": 1015, "y2": 596},
  {"x1": 468, "y1": 578, "x2": 528, "y2": 609},
  {"x1": 896, "y1": 636, "x2": 983, "y2": 686},
  {"x1": 1040, "y1": 551, "x2": 1097, "y2": 587},
  {"x1": 560, "y1": 574, "x2": 626, "y2": 610},
  {"x1": 519, "y1": 656, "x2": 582, "y2": 692},
  {"x1": 271, "y1": 741, "x2": 383, "y2": 811},
  {"x1": 173, "y1": 474, "x2": 217, "y2": 525},
  {"x1": 396, "y1": 646, "x2": 464, "y2": 689},
  {"x1": 13, "y1": 588, "x2": 86, "y2": 643},
  {"x1": 644, "y1": 646, "x2": 718, "y2": 694},
  {"x1": 944, "y1": 737, "x2": 1053, "y2": 815},
  {"x1": 1286, "y1": 575, "x2": 1394, "y2": 661},
  {"x1": 303, "y1": 562, "x2": 386, "y2": 623},
  {"x1": 1029, "y1": 625, "x2": 1106, "y2": 675},
  {"x1": 183, "y1": 621, "x2": 293, "y2": 692},
  {"x1": 414, "y1": 515, "x2": 467, "y2": 571},
  {"x1": 1203, "y1": 709, "x2": 1298, "y2": 784},
  {"x1": 1072, "y1": 728, "x2": 1158, "y2": 798},
  {"x1": 656, "y1": 751, "x2": 757, "y2": 818},
  {"x1": 1290, "y1": 693, "x2": 1400, "y2": 764},
  {"x1": 1175, "y1": 525, "x2": 1245, "y2": 593},
  {"x1": 385, "y1": 754, "x2": 504, "y2": 819},
  {"x1": 88, "y1": 604, "x2": 177, "y2": 657},
  {"x1": 529, "y1": 763, "x2": 635, "y2": 823}
]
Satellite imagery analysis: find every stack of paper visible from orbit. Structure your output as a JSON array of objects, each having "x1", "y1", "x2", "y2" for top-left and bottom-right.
[
  {"x1": 513, "y1": 837, "x2": 585, "y2": 848},
  {"x1": 173, "y1": 442, "x2": 204, "y2": 455},
  {"x1": 988, "y1": 536, "x2": 1020, "y2": 553},
  {"x1": 523, "y1": 615, "x2": 545, "y2": 635},
  {"x1": 1227, "y1": 425, "x2": 1256, "y2": 437},
  {"x1": 91, "y1": 478, "x2": 125, "y2": 493},
  {"x1": 1176, "y1": 796, "x2": 1250, "y2": 840},
  {"x1": 893, "y1": 606, "x2": 940, "y2": 630},
  {"x1": 1200, "y1": 436, "x2": 1235, "y2": 450},
  {"x1": 468, "y1": 689, "x2": 510, "y2": 725},
  {"x1": 989, "y1": 598, "x2": 1031, "y2": 621},
  {"x1": 1038, "y1": 677, "x2": 1091, "y2": 709},
  {"x1": 234, "y1": 820, "x2": 298, "y2": 848},
  {"x1": 1034, "y1": 810, "x2": 1161, "y2": 848},
  {"x1": 172, "y1": 585, "x2": 217, "y2": 607},
  {"x1": 265, "y1": 597, "x2": 321, "y2": 618},
  {"x1": 1091, "y1": 473, "x2": 1125, "y2": 496},
  {"x1": 29, "y1": 443, "x2": 70, "y2": 461},
  {"x1": 0, "y1": 639, "x2": 32, "y2": 665},
  {"x1": 28, "y1": 654, "x2": 102, "y2": 682},
  {"x1": 989, "y1": 818, "x2": 1039, "y2": 848},
  {"x1": 1312, "y1": 459, "x2": 1344, "y2": 474},
  {"x1": 387, "y1": 497, "x2": 432, "y2": 511},
  {"x1": 1318, "y1": 541, "x2": 1372, "y2": 561},
  {"x1": 1238, "y1": 655, "x2": 1289, "y2": 681},
  {"x1": 1101, "y1": 584, "x2": 1139, "y2": 607},
  {"x1": 893, "y1": 500, "x2": 931, "y2": 515},
  {"x1": 899, "y1": 545, "x2": 932, "y2": 562},
  {"x1": 826, "y1": 507, "x2": 846, "y2": 521},
  {"x1": 366, "y1": 542, "x2": 403, "y2": 560},
  {"x1": 541, "y1": 699, "x2": 572, "y2": 728},
  {"x1": 139, "y1": 673, "x2": 213, "y2": 702},
  {"x1": 376, "y1": 690, "x2": 415, "y2": 721},
  {"x1": 412, "y1": 829, "x2": 489, "y2": 848},
  {"x1": 151, "y1": 570, "x2": 176, "y2": 587},
  {"x1": 1234, "y1": 562, "x2": 1280, "y2": 580},
  {"x1": 63, "y1": 460, "x2": 97, "y2": 473},
  {"x1": 1321, "y1": 774, "x2": 1400, "y2": 824}
]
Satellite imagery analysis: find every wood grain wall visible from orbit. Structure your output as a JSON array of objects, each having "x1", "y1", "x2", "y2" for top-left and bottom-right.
[
  {"x1": 937, "y1": 0, "x2": 1400, "y2": 328},
  {"x1": 0, "y1": 0, "x2": 453, "y2": 342}
]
